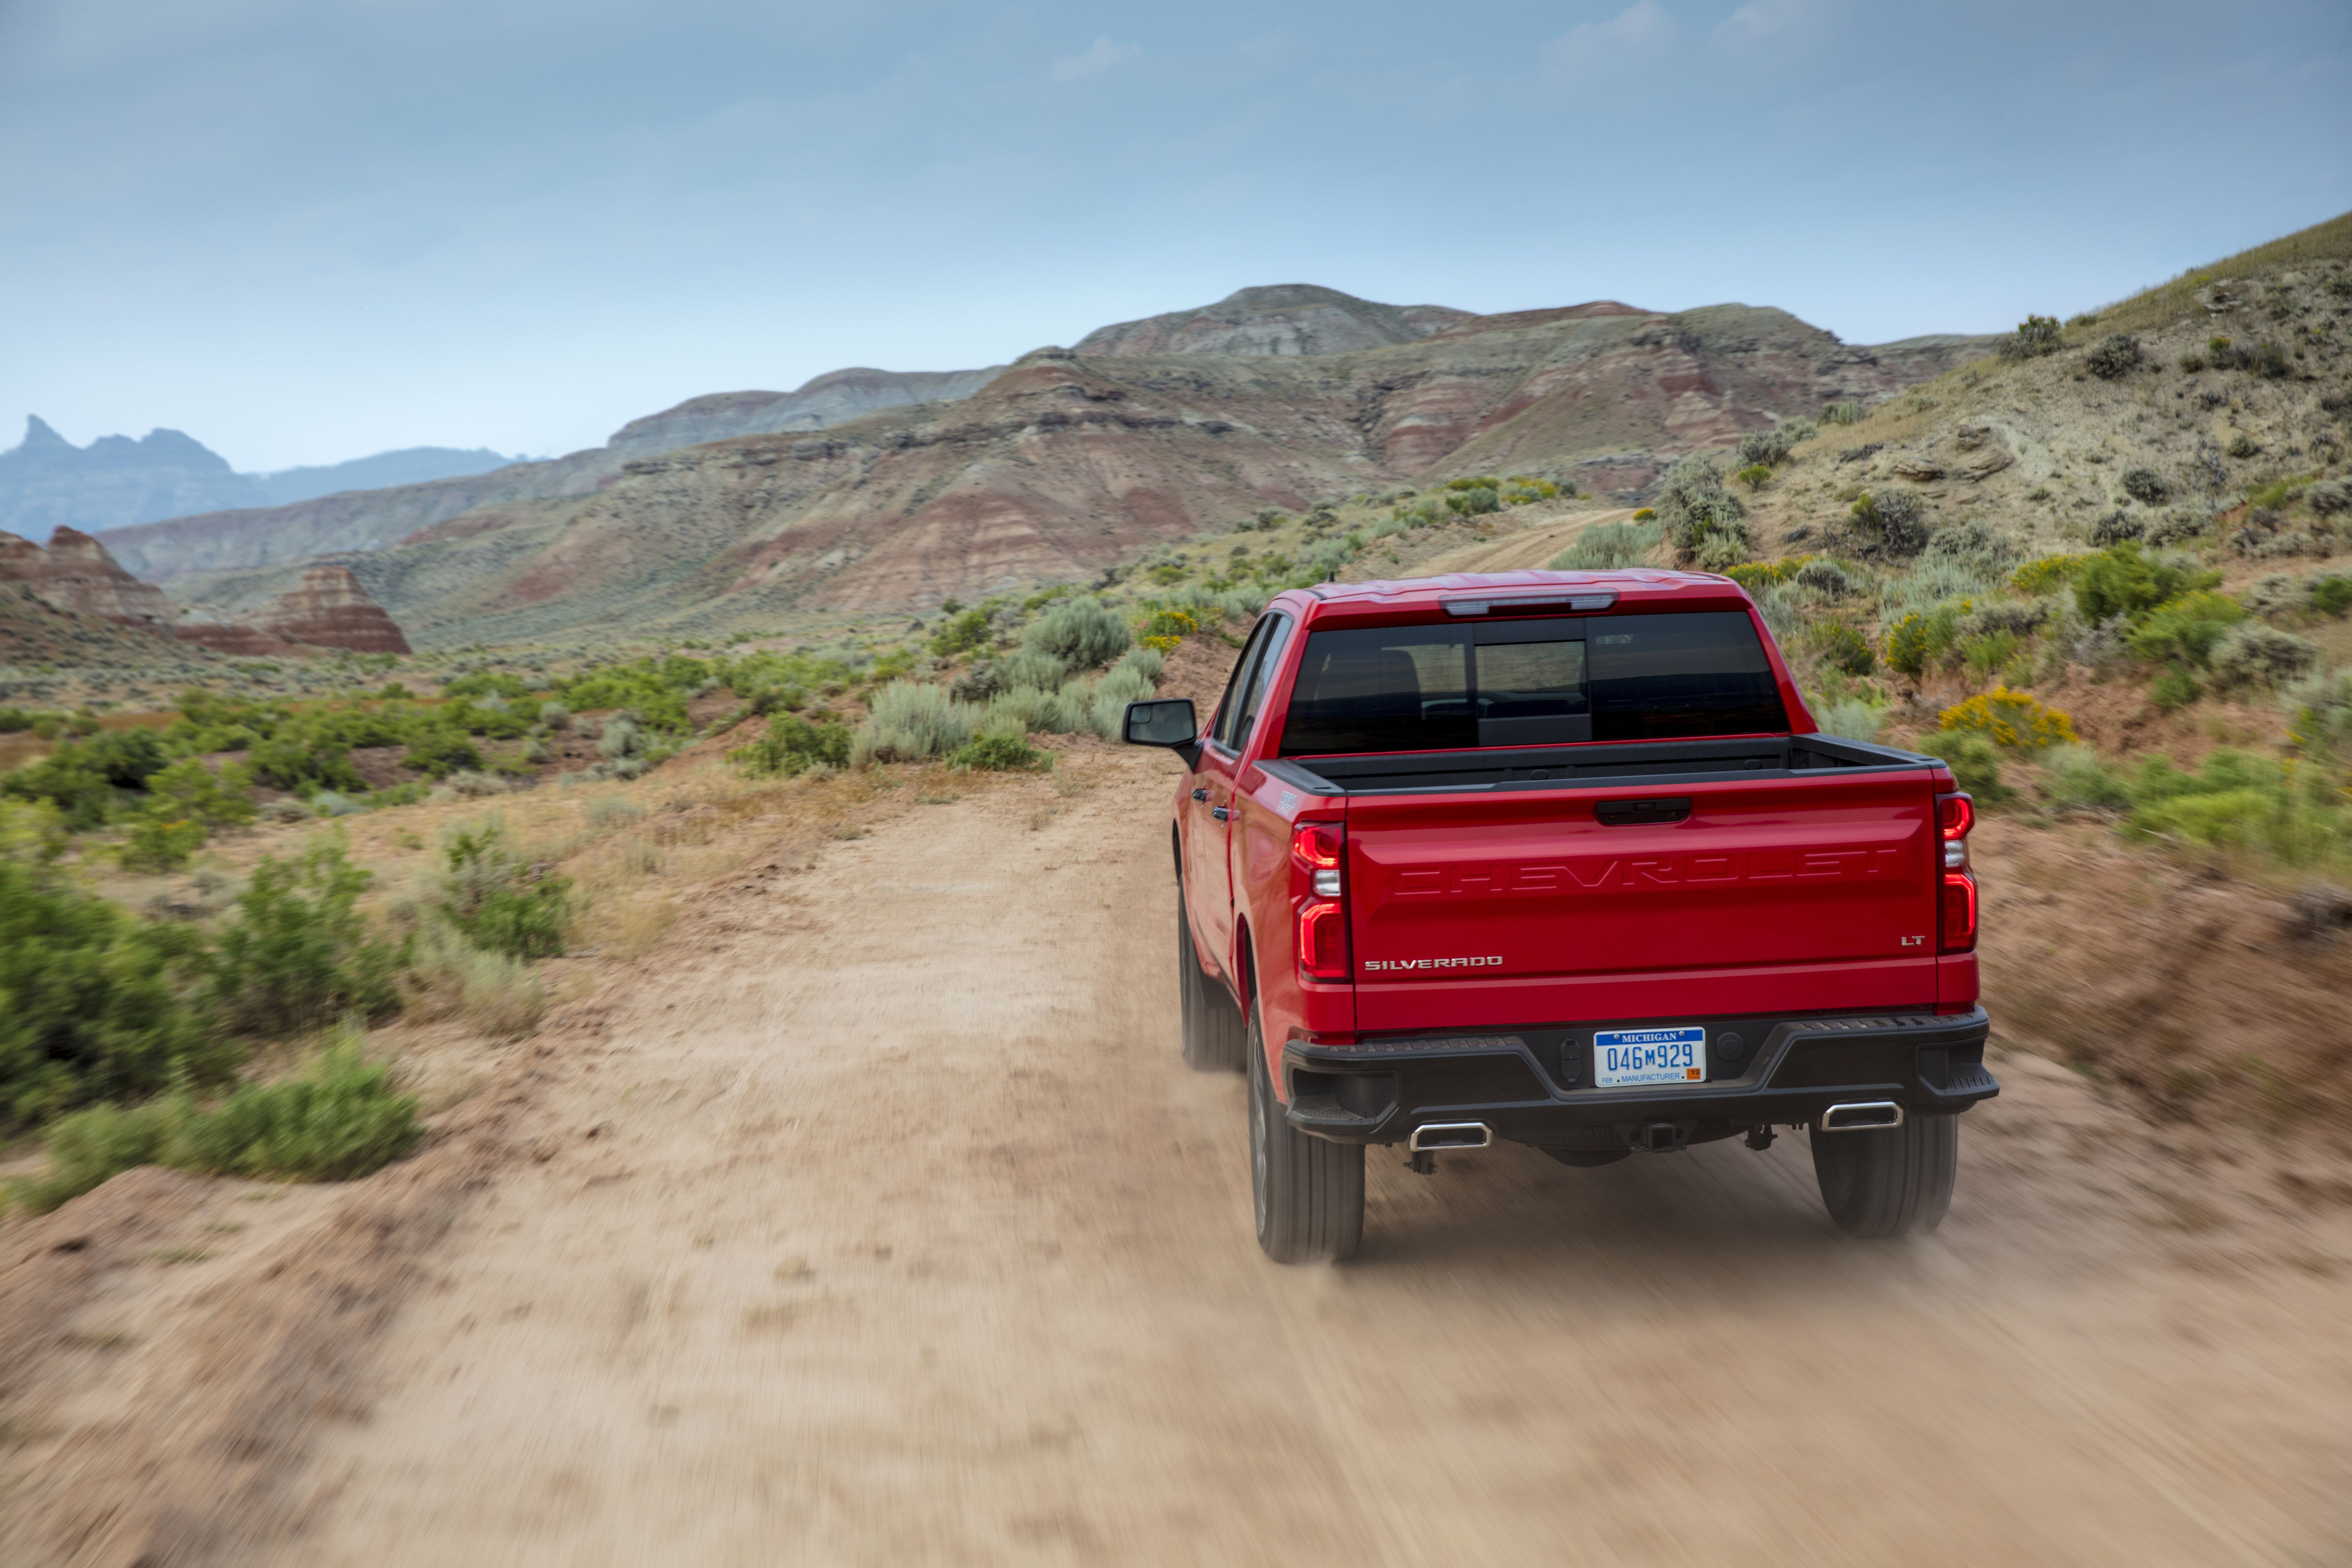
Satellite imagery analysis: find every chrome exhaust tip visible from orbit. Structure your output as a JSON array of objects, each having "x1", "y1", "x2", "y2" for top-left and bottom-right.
[
  {"x1": 1408, "y1": 1122, "x2": 1493, "y2": 1152},
  {"x1": 1819, "y1": 1101, "x2": 1905, "y2": 1132}
]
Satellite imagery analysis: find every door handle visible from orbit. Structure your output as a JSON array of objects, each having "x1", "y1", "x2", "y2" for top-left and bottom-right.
[
  {"x1": 1191, "y1": 788, "x2": 1209, "y2": 801},
  {"x1": 1210, "y1": 807, "x2": 1232, "y2": 822}
]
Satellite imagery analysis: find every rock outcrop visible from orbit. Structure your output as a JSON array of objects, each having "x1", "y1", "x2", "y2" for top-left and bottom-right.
[
  {"x1": 1074, "y1": 284, "x2": 1475, "y2": 357},
  {"x1": 603, "y1": 368, "x2": 1008, "y2": 460},
  {"x1": 0, "y1": 417, "x2": 269, "y2": 536},
  {"x1": 0, "y1": 526, "x2": 182, "y2": 631},
  {"x1": 0, "y1": 528, "x2": 410, "y2": 656},
  {"x1": 251, "y1": 565, "x2": 412, "y2": 655}
]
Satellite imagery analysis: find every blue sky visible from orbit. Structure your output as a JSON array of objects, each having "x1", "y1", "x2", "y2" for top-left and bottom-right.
[{"x1": 2, "y1": 0, "x2": 2346, "y2": 472}]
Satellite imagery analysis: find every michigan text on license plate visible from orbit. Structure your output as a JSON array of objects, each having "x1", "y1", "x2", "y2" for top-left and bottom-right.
[{"x1": 1594, "y1": 1027, "x2": 1707, "y2": 1088}]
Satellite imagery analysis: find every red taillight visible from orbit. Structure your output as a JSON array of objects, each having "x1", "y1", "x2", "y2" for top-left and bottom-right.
[
  {"x1": 1298, "y1": 901, "x2": 1348, "y2": 976},
  {"x1": 1940, "y1": 872, "x2": 1979, "y2": 951},
  {"x1": 1292, "y1": 819, "x2": 1348, "y2": 981},
  {"x1": 1935, "y1": 790, "x2": 1978, "y2": 952},
  {"x1": 1291, "y1": 821, "x2": 1343, "y2": 871}
]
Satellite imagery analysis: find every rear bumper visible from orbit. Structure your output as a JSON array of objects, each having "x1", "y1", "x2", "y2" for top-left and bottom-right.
[{"x1": 1281, "y1": 1007, "x2": 1996, "y2": 1149}]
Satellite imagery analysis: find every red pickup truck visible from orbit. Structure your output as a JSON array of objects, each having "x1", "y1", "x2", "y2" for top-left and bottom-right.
[{"x1": 1124, "y1": 569, "x2": 1995, "y2": 1263}]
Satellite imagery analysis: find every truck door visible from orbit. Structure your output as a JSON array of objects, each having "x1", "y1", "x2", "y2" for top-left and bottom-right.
[{"x1": 1186, "y1": 611, "x2": 1291, "y2": 988}]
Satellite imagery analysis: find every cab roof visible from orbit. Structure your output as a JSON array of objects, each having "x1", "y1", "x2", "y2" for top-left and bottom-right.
[{"x1": 1288, "y1": 569, "x2": 1755, "y2": 626}]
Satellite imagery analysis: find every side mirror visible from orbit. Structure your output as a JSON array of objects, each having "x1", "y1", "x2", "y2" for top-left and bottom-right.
[{"x1": 1123, "y1": 698, "x2": 1201, "y2": 766}]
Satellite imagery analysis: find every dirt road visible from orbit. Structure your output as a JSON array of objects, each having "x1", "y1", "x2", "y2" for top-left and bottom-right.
[
  {"x1": 189, "y1": 748, "x2": 2335, "y2": 1567},
  {"x1": 5, "y1": 740, "x2": 2350, "y2": 1566}
]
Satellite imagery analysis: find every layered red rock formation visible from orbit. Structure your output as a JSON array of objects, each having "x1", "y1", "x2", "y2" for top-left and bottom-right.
[
  {"x1": 0, "y1": 526, "x2": 181, "y2": 631},
  {"x1": 252, "y1": 565, "x2": 412, "y2": 655},
  {"x1": 0, "y1": 530, "x2": 410, "y2": 656}
]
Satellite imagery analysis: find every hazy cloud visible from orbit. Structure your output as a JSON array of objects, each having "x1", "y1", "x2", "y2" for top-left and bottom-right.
[
  {"x1": 1541, "y1": 0, "x2": 1678, "y2": 87},
  {"x1": 1050, "y1": 36, "x2": 1142, "y2": 81},
  {"x1": 1714, "y1": 0, "x2": 1839, "y2": 45}
]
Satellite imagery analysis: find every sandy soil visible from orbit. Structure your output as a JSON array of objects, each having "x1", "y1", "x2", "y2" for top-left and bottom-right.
[{"x1": 6, "y1": 731, "x2": 2352, "y2": 1564}]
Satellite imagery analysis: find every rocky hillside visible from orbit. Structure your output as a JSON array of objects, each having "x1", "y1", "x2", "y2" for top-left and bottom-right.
[
  {"x1": 160, "y1": 294, "x2": 1987, "y2": 646},
  {"x1": 603, "y1": 368, "x2": 1007, "y2": 459},
  {"x1": 99, "y1": 367, "x2": 1010, "y2": 585},
  {"x1": 1073, "y1": 283, "x2": 1474, "y2": 356}
]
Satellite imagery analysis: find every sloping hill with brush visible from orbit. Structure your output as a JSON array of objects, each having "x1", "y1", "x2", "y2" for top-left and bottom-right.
[{"x1": 170, "y1": 296, "x2": 1989, "y2": 644}]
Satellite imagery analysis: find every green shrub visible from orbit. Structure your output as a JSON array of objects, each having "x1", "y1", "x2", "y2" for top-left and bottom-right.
[
  {"x1": 2121, "y1": 750, "x2": 2344, "y2": 864},
  {"x1": 2125, "y1": 590, "x2": 2245, "y2": 668},
  {"x1": 1734, "y1": 463, "x2": 1773, "y2": 489},
  {"x1": 2120, "y1": 468, "x2": 2169, "y2": 506},
  {"x1": 1819, "y1": 401, "x2": 1866, "y2": 425},
  {"x1": 1114, "y1": 645, "x2": 1166, "y2": 684},
  {"x1": 2, "y1": 729, "x2": 173, "y2": 829},
  {"x1": 729, "y1": 714, "x2": 851, "y2": 778},
  {"x1": 1849, "y1": 489, "x2": 1928, "y2": 555},
  {"x1": 1808, "y1": 622, "x2": 1876, "y2": 676},
  {"x1": 2284, "y1": 667, "x2": 2352, "y2": 758},
  {"x1": 208, "y1": 840, "x2": 406, "y2": 1038},
  {"x1": 2208, "y1": 623, "x2": 2321, "y2": 691},
  {"x1": 929, "y1": 608, "x2": 994, "y2": 657},
  {"x1": 1550, "y1": 519, "x2": 1662, "y2": 571},
  {"x1": 116, "y1": 811, "x2": 209, "y2": 873},
  {"x1": 440, "y1": 821, "x2": 574, "y2": 961},
  {"x1": 949, "y1": 732, "x2": 1053, "y2": 772},
  {"x1": 441, "y1": 671, "x2": 533, "y2": 700},
  {"x1": 1996, "y1": 315, "x2": 2063, "y2": 361},
  {"x1": 2086, "y1": 333, "x2": 2142, "y2": 380},
  {"x1": 854, "y1": 681, "x2": 980, "y2": 764},
  {"x1": 1090, "y1": 663, "x2": 1158, "y2": 738},
  {"x1": 2150, "y1": 667, "x2": 2201, "y2": 710},
  {"x1": 399, "y1": 730, "x2": 484, "y2": 779},
  {"x1": 2074, "y1": 543, "x2": 2221, "y2": 626},
  {"x1": 166, "y1": 1041, "x2": 421, "y2": 1181},
  {"x1": 7, "y1": 1039, "x2": 421, "y2": 1214},
  {"x1": 1959, "y1": 630, "x2": 2023, "y2": 683},
  {"x1": 1022, "y1": 598, "x2": 1129, "y2": 670},
  {"x1": 2042, "y1": 746, "x2": 2131, "y2": 811},
  {"x1": 0, "y1": 855, "x2": 215, "y2": 1130},
  {"x1": 2305, "y1": 581, "x2": 2352, "y2": 620},
  {"x1": 1809, "y1": 696, "x2": 1884, "y2": 744},
  {"x1": 985, "y1": 686, "x2": 1066, "y2": 734},
  {"x1": 1652, "y1": 455, "x2": 1749, "y2": 561},
  {"x1": 1914, "y1": 733, "x2": 2016, "y2": 805}
]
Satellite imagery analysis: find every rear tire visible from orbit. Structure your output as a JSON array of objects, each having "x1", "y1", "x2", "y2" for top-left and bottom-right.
[
  {"x1": 1810, "y1": 1112, "x2": 1957, "y2": 1238},
  {"x1": 1176, "y1": 890, "x2": 1246, "y2": 1073},
  {"x1": 1248, "y1": 1000, "x2": 1363, "y2": 1263}
]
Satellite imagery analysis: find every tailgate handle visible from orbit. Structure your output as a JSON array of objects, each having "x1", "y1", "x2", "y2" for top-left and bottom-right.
[{"x1": 1595, "y1": 796, "x2": 1691, "y2": 826}]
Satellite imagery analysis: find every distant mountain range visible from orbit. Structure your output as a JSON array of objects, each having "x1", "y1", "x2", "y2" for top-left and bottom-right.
[
  {"x1": 0, "y1": 418, "x2": 520, "y2": 537},
  {"x1": 116, "y1": 284, "x2": 1992, "y2": 642}
]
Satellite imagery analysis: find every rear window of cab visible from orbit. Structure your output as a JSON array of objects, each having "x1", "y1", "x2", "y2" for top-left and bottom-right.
[{"x1": 1277, "y1": 610, "x2": 1786, "y2": 755}]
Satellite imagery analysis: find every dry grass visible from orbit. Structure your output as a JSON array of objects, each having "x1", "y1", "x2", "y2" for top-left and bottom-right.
[
  {"x1": 2094, "y1": 208, "x2": 2352, "y2": 335},
  {"x1": 587, "y1": 895, "x2": 677, "y2": 962}
]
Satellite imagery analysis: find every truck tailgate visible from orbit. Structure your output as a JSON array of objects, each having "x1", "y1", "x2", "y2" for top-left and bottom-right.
[{"x1": 1346, "y1": 771, "x2": 1940, "y2": 1030}]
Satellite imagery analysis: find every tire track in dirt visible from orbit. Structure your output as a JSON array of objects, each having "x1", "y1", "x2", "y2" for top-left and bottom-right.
[{"x1": 235, "y1": 749, "x2": 2351, "y2": 1568}]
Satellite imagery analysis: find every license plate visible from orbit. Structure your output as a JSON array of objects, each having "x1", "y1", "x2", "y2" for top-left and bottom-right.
[{"x1": 1593, "y1": 1027, "x2": 1707, "y2": 1088}]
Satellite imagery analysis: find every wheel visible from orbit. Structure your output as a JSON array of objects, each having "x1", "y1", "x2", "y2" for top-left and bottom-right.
[
  {"x1": 1176, "y1": 889, "x2": 1246, "y2": 1073},
  {"x1": 1810, "y1": 1112, "x2": 1957, "y2": 1238},
  {"x1": 1247, "y1": 999, "x2": 1363, "y2": 1263}
]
